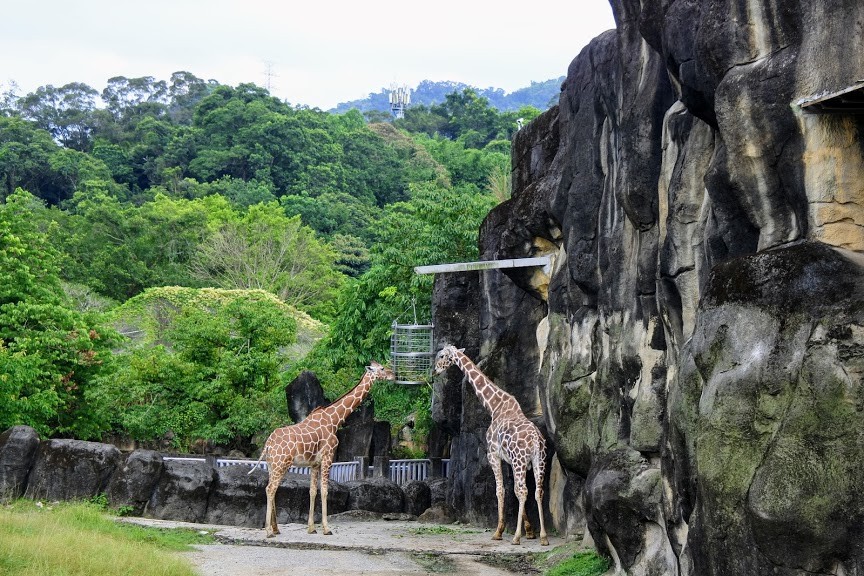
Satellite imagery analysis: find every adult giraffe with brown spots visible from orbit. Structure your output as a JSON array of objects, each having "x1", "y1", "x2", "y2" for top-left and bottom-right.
[
  {"x1": 251, "y1": 361, "x2": 394, "y2": 537},
  {"x1": 434, "y1": 344, "x2": 549, "y2": 546}
]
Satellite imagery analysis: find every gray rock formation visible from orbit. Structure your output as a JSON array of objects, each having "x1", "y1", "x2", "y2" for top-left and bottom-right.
[
  {"x1": 205, "y1": 465, "x2": 267, "y2": 527},
  {"x1": 285, "y1": 370, "x2": 328, "y2": 422},
  {"x1": 345, "y1": 477, "x2": 405, "y2": 514},
  {"x1": 431, "y1": 1, "x2": 864, "y2": 574},
  {"x1": 146, "y1": 458, "x2": 215, "y2": 523},
  {"x1": 0, "y1": 426, "x2": 428, "y2": 529},
  {"x1": 106, "y1": 449, "x2": 163, "y2": 515},
  {"x1": 403, "y1": 480, "x2": 432, "y2": 517},
  {"x1": 0, "y1": 425, "x2": 39, "y2": 499},
  {"x1": 24, "y1": 439, "x2": 121, "y2": 501}
]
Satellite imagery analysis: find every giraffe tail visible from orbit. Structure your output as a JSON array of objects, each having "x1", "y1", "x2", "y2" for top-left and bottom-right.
[{"x1": 247, "y1": 445, "x2": 268, "y2": 475}]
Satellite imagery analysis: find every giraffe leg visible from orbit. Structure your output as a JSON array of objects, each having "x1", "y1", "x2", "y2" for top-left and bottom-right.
[
  {"x1": 488, "y1": 451, "x2": 506, "y2": 541},
  {"x1": 307, "y1": 466, "x2": 319, "y2": 534},
  {"x1": 511, "y1": 464, "x2": 528, "y2": 546},
  {"x1": 534, "y1": 455, "x2": 549, "y2": 546},
  {"x1": 320, "y1": 474, "x2": 332, "y2": 535},
  {"x1": 522, "y1": 467, "x2": 536, "y2": 539},
  {"x1": 265, "y1": 463, "x2": 289, "y2": 537}
]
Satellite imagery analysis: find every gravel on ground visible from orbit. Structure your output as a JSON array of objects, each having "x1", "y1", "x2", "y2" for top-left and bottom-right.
[{"x1": 120, "y1": 513, "x2": 557, "y2": 576}]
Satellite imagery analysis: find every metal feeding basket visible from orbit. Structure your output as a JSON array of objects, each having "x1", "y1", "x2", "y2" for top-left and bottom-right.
[{"x1": 390, "y1": 321, "x2": 434, "y2": 385}]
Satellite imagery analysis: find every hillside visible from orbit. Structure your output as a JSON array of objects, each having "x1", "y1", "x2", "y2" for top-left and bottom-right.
[{"x1": 330, "y1": 77, "x2": 564, "y2": 115}]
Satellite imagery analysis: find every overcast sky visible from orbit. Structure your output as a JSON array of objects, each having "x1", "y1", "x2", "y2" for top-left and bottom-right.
[{"x1": 2, "y1": 1, "x2": 616, "y2": 110}]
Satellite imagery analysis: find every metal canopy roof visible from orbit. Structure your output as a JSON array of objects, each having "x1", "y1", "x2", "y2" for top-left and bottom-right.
[
  {"x1": 413, "y1": 256, "x2": 552, "y2": 275},
  {"x1": 799, "y1": 81, "x2": 864, "y2": 114}
]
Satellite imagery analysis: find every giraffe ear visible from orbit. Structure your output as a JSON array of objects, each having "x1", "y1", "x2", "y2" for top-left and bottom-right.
[{"x1": 458, "y1": 348, "x2": 465, "y2": 353}]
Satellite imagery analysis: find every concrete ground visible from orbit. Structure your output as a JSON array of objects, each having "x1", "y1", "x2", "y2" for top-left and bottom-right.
[{"x1": 120, "y1": 513, "x2": 558, "y2": 575}]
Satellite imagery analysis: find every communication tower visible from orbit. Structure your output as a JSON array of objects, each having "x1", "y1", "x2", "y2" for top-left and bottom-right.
[{"x1": 389, "y1": 84, "x2": 411, "y2": 119}]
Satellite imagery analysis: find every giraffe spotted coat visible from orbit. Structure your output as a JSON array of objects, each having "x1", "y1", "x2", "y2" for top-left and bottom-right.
[
  {"x1": 434, "y1": 344, "x2": 549, "y2": 546},
  {"x1": 252, "y1": 361, "x2": 394, "y2": 537}
]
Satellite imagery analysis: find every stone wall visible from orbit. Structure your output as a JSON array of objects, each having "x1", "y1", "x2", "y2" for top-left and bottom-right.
[
  {"x1": 433, "y1": 1, "x2": 864, "y2": 574},
  {"x1": 0, "y1": 425, "x2": 437, "y2": 528}
]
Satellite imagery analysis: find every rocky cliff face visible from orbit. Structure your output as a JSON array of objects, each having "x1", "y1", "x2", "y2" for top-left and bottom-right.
[{"x1": 432, "y1": 1, "x2": 864, "y2": 574}]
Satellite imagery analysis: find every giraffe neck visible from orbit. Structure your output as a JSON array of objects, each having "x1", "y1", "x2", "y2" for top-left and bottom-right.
[
  {"x1": 324, "y1": 371, "x2": 374, "y2": 427},
  {"x1": 452, "y1": 350, "x2": 509, "y2": 416}
]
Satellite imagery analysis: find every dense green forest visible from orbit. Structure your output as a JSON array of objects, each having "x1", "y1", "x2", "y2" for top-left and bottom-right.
[{"x1": 0, "y1": 72, "x2": 542, "y2": 455}]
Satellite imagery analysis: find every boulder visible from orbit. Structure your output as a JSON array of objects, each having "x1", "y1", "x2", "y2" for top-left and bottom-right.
[
  {"x1": 418, "y1": 503, "x2": 458, "y2": 524},
  {"x1": 285, "y1": 370, "x2": 328, "y2": 423},
  {"x1": 345, "y1": 477, "x2": 404, "y2": 514},
  {"x1": 106, "y1": 450, "x2": 164, "y2": 515},
  {"x1": 403, "y1": 480, "x2": 431, "y2": 517},
  {"x1": 0, "y1": 426, "x2": 39, "y2": 499},
  {"x1": 205, "y1": 464, "x2": 267, "y2": 528},
  {"x1": 146, "y1": 458, "x2": 214, "y2": 523},
  {"x1": 24, "y1": 439, "x2": 121, "y2": 501}
]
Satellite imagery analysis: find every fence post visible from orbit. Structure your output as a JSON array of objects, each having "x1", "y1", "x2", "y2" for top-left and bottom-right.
[
  {"x1": 373, "y1": 455, "x2": 390, "y2": 479},
  {"x1": 354, "y1": 456, "x2": 367, "y2": 479}
]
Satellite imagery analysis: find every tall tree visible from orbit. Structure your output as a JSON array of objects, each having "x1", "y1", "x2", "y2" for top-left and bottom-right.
[
  {"x1": 101, "y1": 76, "x2": 169, "y2": 121},
  {"x1": 189, "y1": 201, "x2": 345, "y2": 321},
  {"x1": 0, "y1": 116, "x2": 62, "y2": 202},
  {"x1": 17, "y1": 83, "x2": 99, "y2": 151}
]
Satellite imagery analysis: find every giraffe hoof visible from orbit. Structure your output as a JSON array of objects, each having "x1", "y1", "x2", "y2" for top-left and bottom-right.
[
  {"x1": 323, "y1": 529, "x2": 332, "y2": 536},
  {"x1": 541, "y1": 537, "x2": 550, "y2": 546},
  {"x1": 511, "y1": 537, "x2": 521, "y2": 545},
  {"x1": 307, "y1": 528, "x2": 317, "y2": 534},
  {"x1": 492, "y1": 533, "x2": 503, "y2": 541}
]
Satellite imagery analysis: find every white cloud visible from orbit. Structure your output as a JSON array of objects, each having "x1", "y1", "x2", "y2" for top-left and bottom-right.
[{"x1": 1, "y1": 0, "x2": 615, "y2": 109}]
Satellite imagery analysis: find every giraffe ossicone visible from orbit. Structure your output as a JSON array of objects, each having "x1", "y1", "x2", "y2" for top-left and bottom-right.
[
  {"x1": 253, "y1": 361, "x2": 394, "y2": 537},
  {"x1": 434, "y1": 344, "x2": 549, "y2": 546}
]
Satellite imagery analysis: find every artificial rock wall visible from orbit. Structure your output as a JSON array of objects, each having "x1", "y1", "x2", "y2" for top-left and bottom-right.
[{"x1": 432, "y1": 1, "x2": 864, "y2": 574}]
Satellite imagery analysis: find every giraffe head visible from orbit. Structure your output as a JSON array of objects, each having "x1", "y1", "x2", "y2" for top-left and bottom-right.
[
  {"x1": 367, "y1": 360, "x2": 395, "y2": 381},
  {"x1": 433, "y1": 344, "x2": 463, "y2": 374}
]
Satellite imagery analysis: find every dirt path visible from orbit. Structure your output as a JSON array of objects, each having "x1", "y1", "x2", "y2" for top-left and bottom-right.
[{"x1": 121, "y1": 515, "x2": 552, "y2": 576}]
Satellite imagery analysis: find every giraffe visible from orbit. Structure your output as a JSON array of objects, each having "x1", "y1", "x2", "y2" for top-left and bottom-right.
[
  {"x1": 252, "y1": 361, "x2": 394, "y2": 537},
  {"x1": 434, "y1": 344, "x2": 549, "y2": 546}
]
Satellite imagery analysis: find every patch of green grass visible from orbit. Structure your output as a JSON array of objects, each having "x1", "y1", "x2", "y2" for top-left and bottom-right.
[
  {"x1": 410, "y1": 552, "x2": 457, "y2": 573},
  {"x1": 544, "y1": 550, "x2": 609, "y2": 576},
  {"x1": 408, "y1": 524, "x2": 481, "y2": 536},
  {"x1": 478, "y1": 552, "x2": 540, "y2": 574},
  {"x1": 0, "y1": 500, "x2": 214, "y2": 576}
]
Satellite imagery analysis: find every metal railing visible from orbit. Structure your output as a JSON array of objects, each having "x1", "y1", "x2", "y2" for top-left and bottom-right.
[
  {"x1": 213, "y1": 458, "x2": 359, "y2": 482},
  {"x1": 389, "y1": 459, "x2": 429, "y2": 484},
  {"x1": 164, "y1": 456, "x2": 449, "y2": 486}
]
